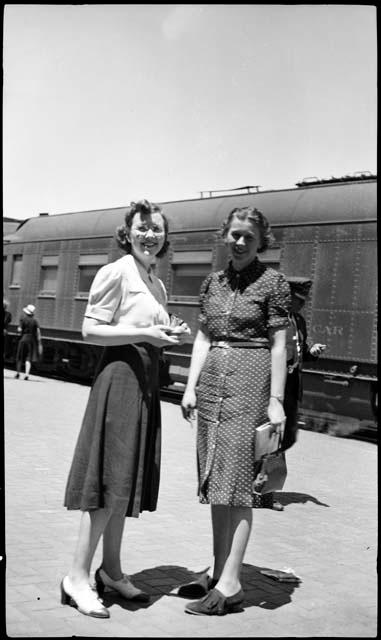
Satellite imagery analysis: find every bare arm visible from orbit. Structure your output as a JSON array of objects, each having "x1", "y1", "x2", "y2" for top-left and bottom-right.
[
  {"x1": 181, "y1": 327, "x2": 211, "y2": 419},
  {"x1": 184, "y1": 328, "x2": 211, "y2": 391},
  {"x1": 267, "y1": 327, "x2": 287, "y2": 427},
  {"x1": 82, "y1": 316, "x2": 182, "y2": 349}
]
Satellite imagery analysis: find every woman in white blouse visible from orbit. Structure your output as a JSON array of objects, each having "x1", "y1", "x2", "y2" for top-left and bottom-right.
[{"x1": 62, "y1": 200, "x2": 189, "y2": 618}]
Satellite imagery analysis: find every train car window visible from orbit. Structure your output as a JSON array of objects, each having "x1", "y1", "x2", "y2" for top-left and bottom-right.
[
  {"x1": 171, "y1": 250, "x2": 212, "y2": 297},
  {"x1": 77, "y1": 254, "x2": 108, "y2": 296},
  {"x1": 10, "y1": 254, "x2": 23, "y2": 287},
  {"x1": 40, "y1": 255, "x2": 59, "y2": 295}
]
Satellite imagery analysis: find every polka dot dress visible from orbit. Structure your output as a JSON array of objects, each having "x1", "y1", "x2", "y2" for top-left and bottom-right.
[{"x1": 196, "y1": 258, "x2": 290, "y2": 507}]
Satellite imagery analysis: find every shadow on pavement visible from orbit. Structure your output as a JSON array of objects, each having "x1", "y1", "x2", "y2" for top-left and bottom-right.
[
  {"x1": 100, "y1": 565, "x2": 200, "y2": 611},
  {"x1": 241, "y1": 563, "x2": 301, "y2": 610},
  {"x1": 101, "y1": 563, "x2": 302, "y2": 613},
  {"x1": 276, "y1": 491, "x2": 330, "y2": 507}
]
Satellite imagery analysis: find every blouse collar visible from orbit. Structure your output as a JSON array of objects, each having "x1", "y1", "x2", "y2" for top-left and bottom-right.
[{"x1": 222, "y1": 257, "x2": 265, "y2": 291}]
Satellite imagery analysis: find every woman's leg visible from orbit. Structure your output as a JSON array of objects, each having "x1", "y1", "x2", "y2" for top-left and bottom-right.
[
  {"x1": 95, "y1": 510, "x2": 149, "y2": 601},
  {"x1": 25, "y1": 359, "x2": 31, "y2": 377},
  {"x1": 101, "y1": 511, "x2": 126, "y2": 579},
  {"x1": 68, "y1": 509, "x2": 112, "y2": 587},
  {"x1": 16, "y1": 356, "x2": 22, "y2": 375},
  {"x1": 210, "y1": 505, "x2": 231, "y2": 581},
  {"x1": 215, "y1": 506, "x2": 252, "y2": 596}
]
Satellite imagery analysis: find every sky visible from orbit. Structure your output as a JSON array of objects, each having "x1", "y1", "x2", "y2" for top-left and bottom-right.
[{"x1": 3, "y1": 4, "x2": 377, "y2": 220}]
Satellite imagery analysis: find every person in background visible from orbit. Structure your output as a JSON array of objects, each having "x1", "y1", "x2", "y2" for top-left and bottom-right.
[
  {"x1": 180, "y1": 205, "x2": 290, "y2": 616},
  {"x1": 14, "y1": 304, "x2": 42, "y2": 380},
  {"x1": 62, "y1": 199, "x2": 189, "y2": 619},
  {"x1": 269, "y1": 277, "x2": 326, "y2": 511},
  {"x1": 4, "y1": 299, "x2": 12, "y2": 360}
]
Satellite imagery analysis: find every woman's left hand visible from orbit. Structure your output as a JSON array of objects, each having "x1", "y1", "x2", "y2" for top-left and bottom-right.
[
  {"x1": 181, "y1": 388, "x2": 197, "y2": 424},
  {"x1": 176, "y1": 330, "x2": 190, "y2": 345},
  {"x1": 267, "y1": 397, "x2": 286, "y2": 432},
  {"x1": 166, "y1": 323, "x2": 191, "y2": 345}
]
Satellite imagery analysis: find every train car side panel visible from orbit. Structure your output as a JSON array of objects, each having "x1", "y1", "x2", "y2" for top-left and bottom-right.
[{"x1": 4, "y1": 178, "x2": 377, "y2": 436}]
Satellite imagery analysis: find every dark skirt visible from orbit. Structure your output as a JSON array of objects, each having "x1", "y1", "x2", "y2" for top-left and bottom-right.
[
  {"x1": 64, "y1": 343, "x2": 161, "y2": 518},
  {"x1": 16, "y1": 335, "x2": 38, "y2": 363}
]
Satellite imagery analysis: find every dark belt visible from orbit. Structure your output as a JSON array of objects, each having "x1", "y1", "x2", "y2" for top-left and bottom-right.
[{"x1": 210, "y1": 340, "x2": 269, "y2": 349}]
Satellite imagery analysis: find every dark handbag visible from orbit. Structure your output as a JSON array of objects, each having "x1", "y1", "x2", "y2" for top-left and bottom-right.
[{"x1": 252, "y1": 451, "x2": 287, "y2": 495}]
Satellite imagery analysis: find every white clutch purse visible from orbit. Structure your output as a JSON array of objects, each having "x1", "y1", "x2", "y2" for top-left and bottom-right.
[{"x1": 254, "y1": 420, "x2": 285, "y2": 461}]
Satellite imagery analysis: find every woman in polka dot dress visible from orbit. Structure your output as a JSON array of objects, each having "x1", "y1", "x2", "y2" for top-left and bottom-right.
[{"x1": 180, "y1": 206, "x2": 291, "y2": 616}]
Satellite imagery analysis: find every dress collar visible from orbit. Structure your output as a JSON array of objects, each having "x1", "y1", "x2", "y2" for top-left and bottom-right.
[{"x1": 222, "y1": 257, "x2": 265, "y2": 291}]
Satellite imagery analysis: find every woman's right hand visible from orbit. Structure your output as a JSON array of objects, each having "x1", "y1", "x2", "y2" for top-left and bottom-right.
[
  {"x1": 181, "y1": 388, "x2": 197, "y2": 422},
  {"x1": 145, "y1": 324, "x2": 182, "y2": 348}
]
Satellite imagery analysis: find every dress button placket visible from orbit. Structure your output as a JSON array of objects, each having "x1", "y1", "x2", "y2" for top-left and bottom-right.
[{"x1": 204, "y1": 275, "x2": 240, "y2": 487}]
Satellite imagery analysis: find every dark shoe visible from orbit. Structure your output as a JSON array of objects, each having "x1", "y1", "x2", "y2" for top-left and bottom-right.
[
  {"x1": 24, "y1": 376, "x2": 29, "y2": 380},
  {"x1": 184, "y1": 587, "x2": 244, "y2": 616},
  {"x1": 95, "y1": 567, "x2": 150, "y2": 602},
  {"x1": 178, "y1": 572, "x2": 218, "y2": 598},
  {"x1": 60, "y1": 576, "x2": 110, "y2": 618},
  {"x1": 272, "y1": 500, "x2": 284, "y2": 511},
  {"x1": 14, "y1": 373, "x2": 20, "y2": 379}
]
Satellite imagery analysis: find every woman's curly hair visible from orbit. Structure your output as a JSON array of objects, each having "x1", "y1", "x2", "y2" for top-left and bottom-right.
[
  {"x1": 115, "y1": 199, "x2": 170, "y2": 257},
  {"x1": 220, "y1": 206, "x2": 274, "y2": 253}
]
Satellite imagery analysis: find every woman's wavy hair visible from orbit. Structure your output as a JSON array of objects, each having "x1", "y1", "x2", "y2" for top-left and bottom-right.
[
  {"x1": 220, "y1": 206, "x2": 274, "y2": 253},
  {"x1": 115, "y1": 199, "x2": 170, "y2": 257}
]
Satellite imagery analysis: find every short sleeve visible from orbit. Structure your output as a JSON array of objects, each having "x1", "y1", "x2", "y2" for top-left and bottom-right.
[
  {"x1": 198, "y1": 272, "x2": 214, "y2": 328},
  {"x1": 267, "y1": 272, "x2": 291, "y2": 329},
  {"x1": 84, "y1": 262, "x2": 123, "y2": 323}
]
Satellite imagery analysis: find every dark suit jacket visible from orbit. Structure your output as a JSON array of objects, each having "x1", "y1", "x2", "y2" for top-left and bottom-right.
[
  {"x1": 282, "y1": 312, "x2": 318, "y2": 450},
  {"x1": 286, "y1": 312, "x2": 318, "y2": 397}
]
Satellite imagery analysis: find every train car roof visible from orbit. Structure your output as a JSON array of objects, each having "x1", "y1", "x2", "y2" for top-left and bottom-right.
[
  {"x1": 3, "y1": 218, "x2": 24, "y2": 237},
  {"x1": 3, "y1": 179, "x2": 376, "y2": 243}
]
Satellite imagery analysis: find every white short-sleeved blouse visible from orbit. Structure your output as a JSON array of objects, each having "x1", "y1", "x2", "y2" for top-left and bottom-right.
[{"x1": 84, "y1": 254, "x2": 170, "y2": 328}]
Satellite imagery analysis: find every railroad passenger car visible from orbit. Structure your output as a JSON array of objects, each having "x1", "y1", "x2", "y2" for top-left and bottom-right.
[
  {"x1": 3, "y1": 174, "x2": 377, "y2": 437},
  {"x1": 3, "y1": 217, "x2": 24, "y2": 237}
]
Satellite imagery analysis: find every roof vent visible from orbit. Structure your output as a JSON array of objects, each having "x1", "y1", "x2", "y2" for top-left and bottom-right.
[{"x1": 199, "y1": 185, "x2": 261, "y2": 198}]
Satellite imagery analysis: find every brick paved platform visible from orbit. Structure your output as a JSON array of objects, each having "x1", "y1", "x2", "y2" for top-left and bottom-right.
[{"x1": 3, "y1": 369, "x2": 377, "y2": 637}]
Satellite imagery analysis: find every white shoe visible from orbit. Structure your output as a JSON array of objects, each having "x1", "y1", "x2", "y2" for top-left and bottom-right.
[
  {"x1": 95, "y1": 567, "x2": 150, "y2": 602},
  {"x1": 61, "y1": 575, "x2": 110, "y2": 618}
]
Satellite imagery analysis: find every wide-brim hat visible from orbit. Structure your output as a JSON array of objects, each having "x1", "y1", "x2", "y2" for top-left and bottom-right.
[
  {"x1": 23, "y1": 304, "x2": 36, "y2": 316},
  {"x1": 287, "y1": 277, "x2": 312, "y2": 301}
]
